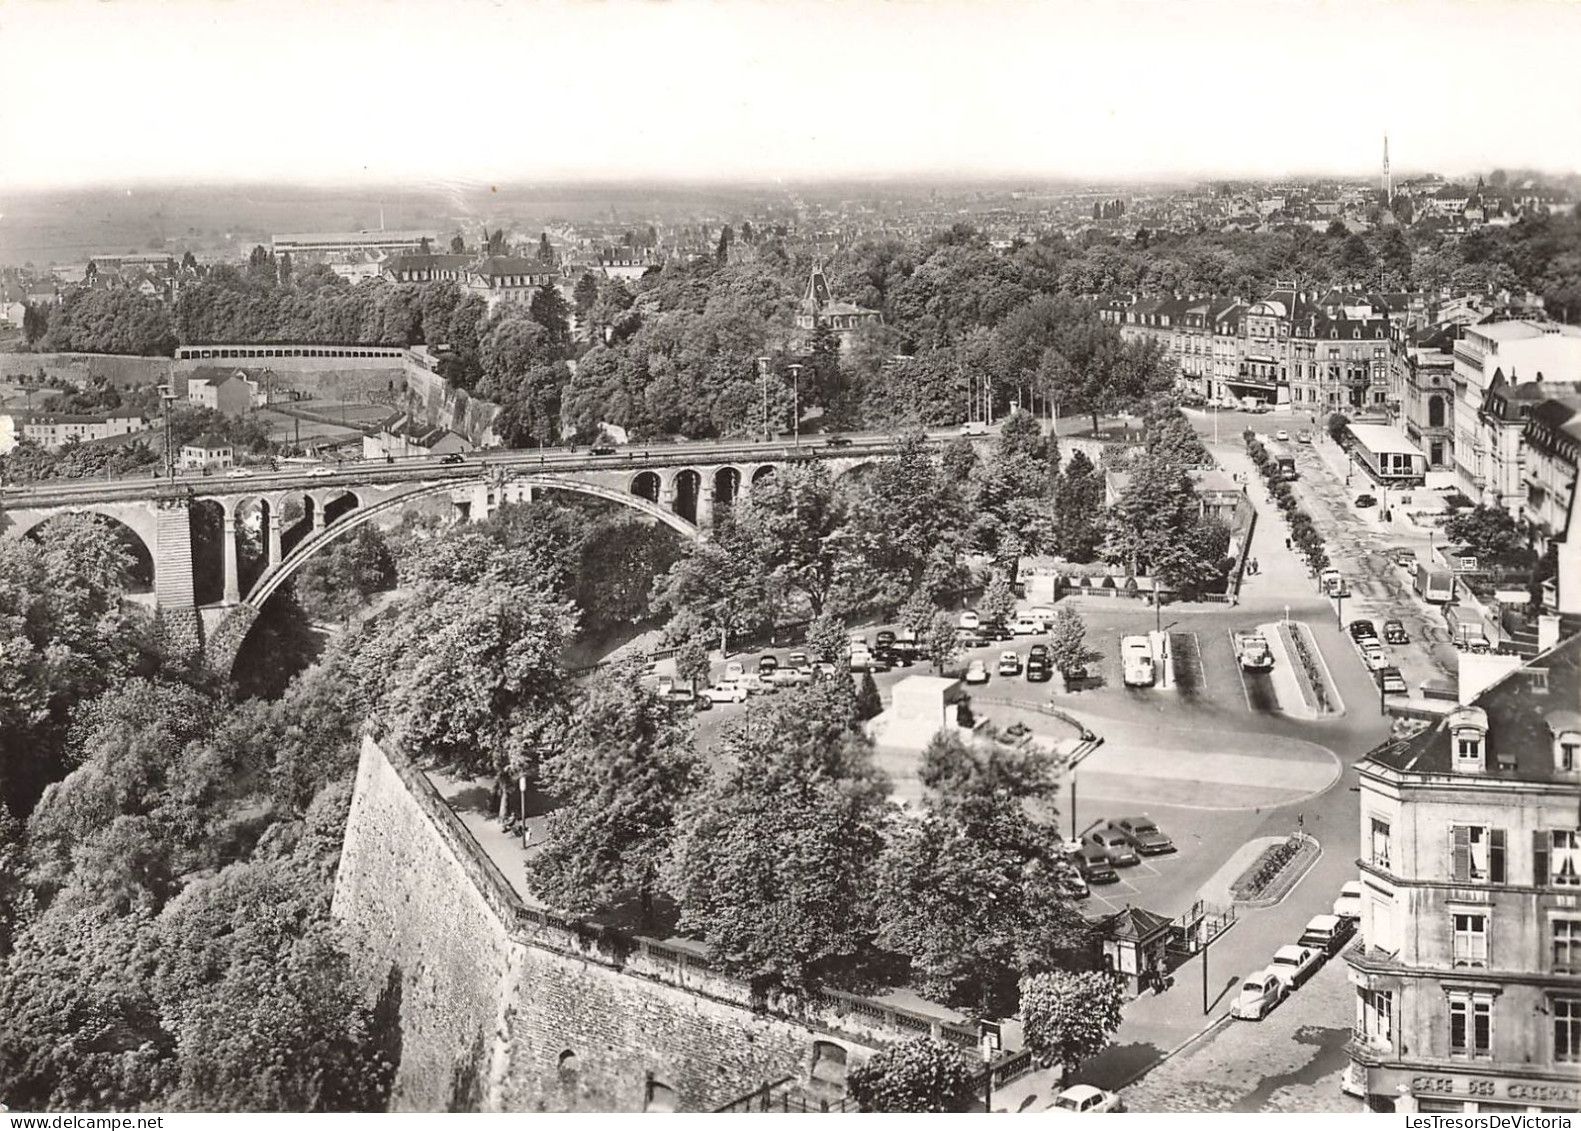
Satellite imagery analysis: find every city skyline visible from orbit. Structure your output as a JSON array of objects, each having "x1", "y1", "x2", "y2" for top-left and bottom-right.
[{"x1": 1, "y1": 0, "x2": 1579, "y2": 192}]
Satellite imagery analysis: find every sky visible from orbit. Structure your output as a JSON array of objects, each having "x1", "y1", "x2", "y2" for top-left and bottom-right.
[{"x1": 1, "y1": 0, "x2": 1579, "y2": 191}]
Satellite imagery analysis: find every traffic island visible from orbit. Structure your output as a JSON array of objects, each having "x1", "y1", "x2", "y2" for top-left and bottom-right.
[
  {"x1": 1260, "y1": 621, "x2": 1344, "y2": 718},
  {"x1": 1227, "y1": 833, "x2": 1322, "y2": 908}
]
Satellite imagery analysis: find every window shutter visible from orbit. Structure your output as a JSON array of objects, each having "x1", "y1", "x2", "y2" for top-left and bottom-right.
[
  {"x1": 1490, "y1": 829, "x2": 1506, "y2": 883},
  {"x1": 1535, "y1": 830, "x2": 1550, "y2": 887},
  {"x1": 1453, "y1": 826, "x2": 1471, "y2": 882}
]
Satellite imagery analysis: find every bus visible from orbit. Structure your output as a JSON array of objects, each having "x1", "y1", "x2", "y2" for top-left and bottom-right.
[{"x1": 1266, "y1": 440, "x2": 1298, "y2": 481}]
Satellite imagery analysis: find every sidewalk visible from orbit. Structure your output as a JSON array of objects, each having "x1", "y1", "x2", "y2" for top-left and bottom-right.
[{"x1": 992, "y1": 829, "x2": 1330, "y2": 1113}]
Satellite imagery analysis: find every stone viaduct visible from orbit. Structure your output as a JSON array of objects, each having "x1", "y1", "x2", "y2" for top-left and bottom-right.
[{"x1": 0, "y1": 438, "x2": 922, "y2": 670}]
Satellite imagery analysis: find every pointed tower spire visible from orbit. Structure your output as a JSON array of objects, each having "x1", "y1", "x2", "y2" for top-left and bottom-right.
[{"x1": 1382, "y1": 133, "x2": 1393, "y2": 204}]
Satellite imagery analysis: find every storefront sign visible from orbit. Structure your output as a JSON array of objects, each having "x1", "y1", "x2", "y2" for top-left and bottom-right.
[{"x1": 1379, "y1": 1067, "x2": 1581, "y2": 1110}]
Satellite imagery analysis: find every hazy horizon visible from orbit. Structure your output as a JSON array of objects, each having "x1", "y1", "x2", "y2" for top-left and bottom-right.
[{"x1": 2, "y1": 0, "x2": 1579, "y2": 194}]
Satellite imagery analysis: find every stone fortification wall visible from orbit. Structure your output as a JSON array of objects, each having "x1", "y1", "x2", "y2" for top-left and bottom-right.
[
  {"x1": 404, "y1": 363, "x2": 500, "y2": 448},
  {"x1": 334, "y1": 733, "x2": 989, "y2": 1112},
  {"x1": 333, "y1": 732, "x2": 521, "y2": 1112},
  {"x1": 0, "y1": 351, "x2": 173, "y2": 388}
]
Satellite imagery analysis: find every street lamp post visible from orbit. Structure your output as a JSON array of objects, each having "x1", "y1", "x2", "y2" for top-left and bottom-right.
[
  {"x1": 788, "y1": 364, "x2": 802, "y2": 449},
  {"x1": 158, "y1": 383, "x2": 177, "y2": 480}
]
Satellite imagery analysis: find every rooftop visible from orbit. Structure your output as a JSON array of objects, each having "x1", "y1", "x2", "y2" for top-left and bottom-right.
[{"x1": 1364, "y1": 632, "x2": 1581, "y2": 784}]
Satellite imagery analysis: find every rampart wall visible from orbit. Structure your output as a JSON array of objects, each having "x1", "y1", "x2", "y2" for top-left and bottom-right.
[{"x1": 333, "y1": 732, "x2": 990, "y2": 1112}]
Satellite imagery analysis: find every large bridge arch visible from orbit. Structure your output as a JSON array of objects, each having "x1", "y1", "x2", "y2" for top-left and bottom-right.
[
  {"x1": 16, "y1": 509, "x2": 157, "y2": 592},
  {"x1": 211, "y1": 473, "x2": 703, "y2": 674},
  {"x1": 3, "y1": 502, "x2": 161, "y2": 593}
]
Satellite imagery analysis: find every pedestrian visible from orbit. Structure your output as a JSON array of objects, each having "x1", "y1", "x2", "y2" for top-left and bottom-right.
[{"x1": 1285, "y1": 537, "x2": 1292, "y2": 551}]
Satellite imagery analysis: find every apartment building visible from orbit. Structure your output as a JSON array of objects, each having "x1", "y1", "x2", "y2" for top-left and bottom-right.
[
  {"x1": 1402, "y1": 333, "x2": 1458, "y2": 472},
  {"x1": 1344, "y1": 636, "x2": 1581, "y2": 1114},
  {"x1": 1521, "y1": 393, "x2": 1581, "y2": 554},
  {"x1": 1450, "y1": 321, "x2": 1581, "y2": 512},
  {"x1": 14, "y1": 412, "x2": 149, "y2": 451}
]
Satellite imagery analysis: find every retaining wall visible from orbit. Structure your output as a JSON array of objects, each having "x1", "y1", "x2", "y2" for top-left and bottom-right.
[{"x1": 333, "y1": 732, "x2": 956, "y2": 1112}]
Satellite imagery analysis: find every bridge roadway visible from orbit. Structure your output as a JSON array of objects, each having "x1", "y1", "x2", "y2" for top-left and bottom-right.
[{"x1": 0, "y1": 431, "x2": 948, "y2": 510}]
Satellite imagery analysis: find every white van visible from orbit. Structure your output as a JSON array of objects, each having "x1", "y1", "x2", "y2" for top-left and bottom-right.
[{"x1": 1121, "y1": 636, "x2": 1155, "y2": 688}]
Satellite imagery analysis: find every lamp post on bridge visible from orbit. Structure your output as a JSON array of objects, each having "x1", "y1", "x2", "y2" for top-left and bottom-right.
[{"x1": 157, "y1": 383, "x2": 178, "y2": 480}]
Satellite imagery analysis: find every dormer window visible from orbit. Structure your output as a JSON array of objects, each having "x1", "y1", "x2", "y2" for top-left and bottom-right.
[
  {"x1": 1448, "y1": 706, "x2": 1489, "y2": 772},
  {"x1": 1548, "y1": 712, "x2": 1581, "y2": 774}
]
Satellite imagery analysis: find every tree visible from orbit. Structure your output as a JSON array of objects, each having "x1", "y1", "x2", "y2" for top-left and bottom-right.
[
  {"x1": 572, "y1": 272, "x2": 600, "y2": 319},
  {"x1": 662, "y1": 684, "x2": 888, "y2": 989},
  {"x1": 1046, "y1": 605, "x2": 1089, "y2": 683},
  {"x1": 1019, "y1": 970, "x2": 1126, "y2": 1083},
  {"x1": 673, "y1": 638, "x2": 712, "y2": 688},
  {"x1": 788, "y1": 608, "x2": 841, "y2": 666},
  {"x1": 875, "y1": 732, "x2": 1082, "y2": 1014},
  {"x1": 854, "y1": 670, "x2": 883, "y2": 722},
  {"x1": 926, "y1": 611, "x2": 960, "y2": 676},
  {"x1": 847, "y1": 1038, "x2": 978, "y2": 1113},
  {"x1": 1052, "y1": 449, "x2": 1103, "y2": 562},
  {"x1": 1327, "y1": 412, "x2": 1351, "y2": 445},
  {"x1": 1443, "y1": 504, "x2": 1532, "y2": 570},
  {"x1": 715, "y1": 224, "x2": 734, "y2": 265},
  {"x1": 449, "y1": 233, "x2": 466, "y2": 254},
  {"x1": 290, "y1": 526, "x2": 394, "y2": 624},
  {"x1": 527, "y1": 285, "x2": 572, "y2": 358},
  {"x1": 22, "y1": 302, "x2": 48, "y2": 345},
  {"x1": 529, "y1": 666, "x2": 701, "y2": 922},
  {"x1": 977, "y1": 573, "x2": 1016, "y2": 628}
]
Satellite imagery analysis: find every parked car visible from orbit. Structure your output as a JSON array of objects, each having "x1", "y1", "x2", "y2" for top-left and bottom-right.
[
  {"x1": 958, "y1": 610, "x2": 981, "y2": 631},
  {"x1": 1231, "y1": 970, "x2": 1287, "y2": 1021},
  {"x1": 811, "y1": 661, "x2": 837, "y2": 682},
  {"x1": 848, "y1": 631, "x2": 869, "y2": 649},
  {"x1": 1298, "y1": 913, "x2": 1352, "y2": 957},
  {"x1": 1332, "y1": 880, "x2": 1364, "y2": 921},
  {"x1": 309, "y1": 465, "x2": 336, "y2": 478},
  {"x1": 758, "y1": 655, "x2": 779, "y2": 677},
  {"x1": 824, "y1": 436, "x2": 852, "y2": 448},
  {"x1": 997, "y1": 650, "x2": 1022, "y2": 676},
  {"x1": 981, "y1": 620, "x2": 1015, "y2": 641},
  {"x1": 1051, "y1": 1085, "x2": 1125, "y2": 1114},
  {"x1": 1014, "y1": 614, "x2": 1041, "y2": 635},
  {"x1": 1085, "y1": 825, "x2": 1139, "y2": 867},
  {"x1": 775, "y1": 666, "x2": 812, "y2": 687},
  {"x1": 1383, "y1": 619, "x2": 1408, "y2": 644},
  {"x1": 1115, "y1": 816, "x2": 1174, "y2": 855},
  {"x1": 1377, "y1": 666, "x2": 1407, "y2": 695},
  {"x1": 1028, "y1": 606, "x2": 1057, "y2": 630},
  {"x1": 964, "y1": 659, "x2": 989, "y2": 684},
  {"x1": 1297, "y1": 430, "x2": 1313, "y2": 444},
  {"x1": 1354, "y1": 494, "x2": 1377, "y2": 508},
  {"x1": 737, "y1": 672, "x2": 777, "y2": 695},
  {"x1": 439, "y1": 452, "x2": 466, "y2": 465},
  {"x1": 1268, "y1": 944, "x2": 1323, "y2": 991},
  {"x1": 1070, "y1": 845, "x2": 1118, "y2": 885},
  {"x1": 1028, "y1": 644, "x2": 1051, "y2": 664},
  {"x1": 1025, "y1": 657, "x2": 1052, "y2": 683},
  {"x1": 587, "y1": 445, "x2": 616, "y2": 455},
  {"x1": 1362, "y1": 642, "x2": 1389, "y2": 671},
  {"x1": 788, "y1": 651, "x2": 811, "y2": 672},
  {"x1": 700, "y1": 682, "x2": 748, "y2": 704},
  {"x1": 1348, "y1": 619, "x2": 1379, "y2": 642},
  {"x1": 1394, "y1": 549, "x2": 1418, "y2": 570},
  {"x1": 1274, "y1": 428, "x2": 1290, "y2": 441},
  {"x1": 724, "y1": 661, "x2": 745, "y2": 683},
  {"x1": 1052, "y1": 860, "x2": 1089, "y2": 900}
]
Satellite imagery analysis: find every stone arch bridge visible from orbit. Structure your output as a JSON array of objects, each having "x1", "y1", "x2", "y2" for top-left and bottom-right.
[{"x1": 1, "y1": 438, "x2": 920, "y2": 671}]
